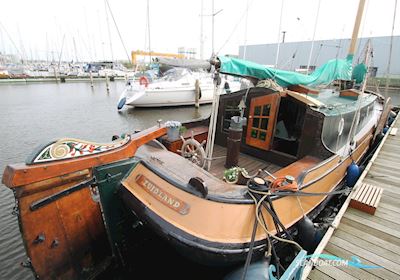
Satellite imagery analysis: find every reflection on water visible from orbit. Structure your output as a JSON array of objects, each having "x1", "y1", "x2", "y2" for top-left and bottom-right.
[{"x1": 0, "y1": 81, "x2": 211, "y2": 280}]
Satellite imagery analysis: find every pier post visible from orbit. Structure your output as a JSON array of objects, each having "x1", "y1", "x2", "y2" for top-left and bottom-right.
[
  {"x1": 89, "y1": 71, "x2": 94, "y2": 88},
  {"x1": 54, "y1": 68, "x2": 58, "y2": 83},
  {"x1": 105, "y1": 72, "x2": 110, "y2": 92},
  {"x1": 195, "y1": 79, "x2": 200, "y2": 108}
]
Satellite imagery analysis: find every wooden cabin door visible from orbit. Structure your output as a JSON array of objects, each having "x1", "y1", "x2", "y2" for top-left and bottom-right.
[{"x1": 246, "y1": 94, "x2": 279, "y2": 150}]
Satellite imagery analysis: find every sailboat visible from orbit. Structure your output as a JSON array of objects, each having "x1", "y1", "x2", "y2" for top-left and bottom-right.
[
  {"x1": 117, "y1": 61, "x2": 241, "y2": 109},
  {"x1": 0, "y1": 0, "x2": 394, "y2": 278}
]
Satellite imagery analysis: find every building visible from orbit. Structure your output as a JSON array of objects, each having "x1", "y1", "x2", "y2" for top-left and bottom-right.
[{"x1": 239, "y1": 36, "x2": 400, "y2": 77}]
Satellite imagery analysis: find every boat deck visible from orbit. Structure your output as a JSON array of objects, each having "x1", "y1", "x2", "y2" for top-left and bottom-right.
[
  {"x1": 303, "y1": 114, "x2": 400, "y2": 280},
  {"x1": 209, "y1": 145, "x2": 282, "y2": 180}
]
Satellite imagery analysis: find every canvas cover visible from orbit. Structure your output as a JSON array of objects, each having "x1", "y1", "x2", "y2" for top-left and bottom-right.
[{"x1": 218, "y1": 55, "x2": 366, "y2": 88}]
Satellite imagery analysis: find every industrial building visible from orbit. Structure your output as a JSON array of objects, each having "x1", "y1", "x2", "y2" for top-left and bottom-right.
[{"x1": 239, "y1": 36, "x2": 399, "y2": 77}]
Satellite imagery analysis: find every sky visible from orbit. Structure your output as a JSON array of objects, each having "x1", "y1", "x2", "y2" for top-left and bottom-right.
[{"x1": 0, "y1": 0, "x2": 399, "y2": 62}]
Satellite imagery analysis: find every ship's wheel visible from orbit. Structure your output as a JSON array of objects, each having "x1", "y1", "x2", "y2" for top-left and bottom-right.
[{"x1": 179, "y1": 136, "x2": 206, "y2": 168}]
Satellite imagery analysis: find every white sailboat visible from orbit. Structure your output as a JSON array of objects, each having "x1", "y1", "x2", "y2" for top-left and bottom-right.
[{"x1": 117, "y1": 67, "x2": 241, "y2": 109}]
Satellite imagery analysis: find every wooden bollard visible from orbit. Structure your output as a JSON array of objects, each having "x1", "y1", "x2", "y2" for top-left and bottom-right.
[
  {"x1": 105, "y1": 72, "x2": 110, "y2": 92},
  {"x1": 195, "y1": 79, "x2": 200, "y2": 108},
  {"x1": 89, "y1": 71, "x2": 94, "y2": 87},
  {"x1": 54, "y1": 68, "x2": 58, "y2": 83}
]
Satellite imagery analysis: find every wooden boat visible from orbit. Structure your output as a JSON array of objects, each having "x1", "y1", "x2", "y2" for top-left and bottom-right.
[
  {"x1": 2, "y1": 67, "x2": 392, "y2": 276},
  {"x1": 1, "y1": 0, "x2": 393, "y2": 277}
]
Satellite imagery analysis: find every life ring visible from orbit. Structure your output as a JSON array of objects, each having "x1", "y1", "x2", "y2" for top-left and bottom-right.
[{"x1": 139, "y1": 76, "x2": 149, "y2": 87}]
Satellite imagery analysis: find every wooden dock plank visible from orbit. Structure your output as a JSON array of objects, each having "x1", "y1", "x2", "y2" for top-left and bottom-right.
[
  {"x1": 307, "y1": 268, "x2": 335, "y2": 280},
  {"x1": 316, "y1": 264, "x2": 358, "y2": 280},
  {"x1": 341, "y1": 217, "x2": 400, "y2": 247},
  {"x1": 338, "y1": 222, "x2": 400, "y2": 256},
  {"x1": 325, "y1": 243, "x2": 398, "y2": 280},
  {"x1": 363, "y1": 180, "x2": 400, "y2": 196},
  {"x1": 379, "y1": 202, "x2": 400, "y2": 214},
  {"x1": 378, "y1": 194, "x2": 400, "y2": 208},
  {"x1": 343, "y1": 212, "x2": 400, "y2": 239},
  {"x1": 322, "y1": 248, "x2": 383, "y2": 280},
  {"x1": 329, "y1": 235, "x2": 400, "y2": 274},
  {"x1": 334, "y1": 229, "x2": 400, "y2": 264},
  {"x1": 347, "y1": 207, "x2": 400, "y2": 226}
]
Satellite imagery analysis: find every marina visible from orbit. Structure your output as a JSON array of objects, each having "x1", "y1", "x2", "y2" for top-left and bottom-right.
[{"x1": 1, "y1": 0, "x2": 400, "y2": 279}]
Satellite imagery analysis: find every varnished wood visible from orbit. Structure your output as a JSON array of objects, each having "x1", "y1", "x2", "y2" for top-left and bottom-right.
[
  {"x1": 14, "y1": 169, "x2": 91, "y2": 199},
  {"x1": 245, "y1": 93, "x2": 280, "y2": 150},
  {"x1": 288, "y1": 84, "x2": 319, "y2": 95},
  {"x1": 162, "y1": 126, "x2": 208, "y2": 154},
  {"x1": 349, "y1": 183, "x2": 383, "y2": 214},
  {"x1": 339, "y1": 89, "x2": 360, "y2": 99},
  {"x1": 0, "y1": 125, "x2": 168, "y2": 280},
  {"x1": 2, "y1": 126, "x2": 167, "y2": 188},
  {"x1": 18, "y1": 178, "x2": 109, "y2": 279}
]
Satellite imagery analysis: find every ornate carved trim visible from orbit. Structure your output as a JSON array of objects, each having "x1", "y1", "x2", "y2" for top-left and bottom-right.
[{"x1": 32, "y1": 135, "x2": 131, "y2": 163}]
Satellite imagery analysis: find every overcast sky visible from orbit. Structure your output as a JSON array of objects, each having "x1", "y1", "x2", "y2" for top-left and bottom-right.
[{"x1": 0, "y1": 0, "x2": 398, "y2": 62}]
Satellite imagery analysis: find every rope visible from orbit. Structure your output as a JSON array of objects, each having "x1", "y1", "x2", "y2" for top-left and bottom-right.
[{"x1": 247, "y1": 189, "x2": 303, "y2": 251}]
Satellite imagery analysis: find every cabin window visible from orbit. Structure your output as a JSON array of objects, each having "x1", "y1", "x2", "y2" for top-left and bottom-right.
[
  {"x1": 222, "y1": 100, "x2": 241, "y2": 132},
  {"x1": 251, "y1": 105, "x2": 271, "y2": 140}
]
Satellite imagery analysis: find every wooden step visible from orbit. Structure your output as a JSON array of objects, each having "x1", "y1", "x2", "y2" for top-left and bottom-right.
[{"x1": 349, "y1": 183, "x2": 383, "y2": 215}]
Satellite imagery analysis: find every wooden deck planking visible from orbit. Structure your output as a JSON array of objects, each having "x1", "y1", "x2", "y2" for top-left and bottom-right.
[
  {"x1": 306, "y1": 115, "x2": 400, "y2": 280},
  {"x1": 209, "y1": 145, "x2": 281, "y2": 179}
]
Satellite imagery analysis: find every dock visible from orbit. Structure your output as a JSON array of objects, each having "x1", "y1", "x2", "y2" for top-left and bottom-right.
[{"x1": 302, "y1": 113, "x2": 400, "y2": 280}]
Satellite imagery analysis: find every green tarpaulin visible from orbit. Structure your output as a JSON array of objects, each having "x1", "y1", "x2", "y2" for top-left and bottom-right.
[{"x1": 218, "y1": 55, "x2": 364, "y2": 88}]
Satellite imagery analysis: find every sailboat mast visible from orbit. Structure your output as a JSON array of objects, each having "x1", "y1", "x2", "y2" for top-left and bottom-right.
[
  {"x1": 348, "y1": 0, "x2": 366, "y2": 57},
  {"x1": 306, "y1": 0, "x2": 321, "y2": 74},
  {"x1": 384, "y1": 0, "x2": 398, "y2": 96},
  {"x1": 212, "y1": 0, "x2": 215, "y2": 55},
  {"x1": 274, "y1": 0, "x2": 285, "y2": 68},
  {"x1": 243, "y1": 0, "x2": 249, "y2": 60},
  {"x1": 200, "y1": 0, "x2": 204, "y2": 59},
  {"x1": 105, "y1": 0, "x2": 114, "y2": 61}
]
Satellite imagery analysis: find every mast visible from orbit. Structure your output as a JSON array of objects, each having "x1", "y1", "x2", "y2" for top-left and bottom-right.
[
  {"x1": 200, "y1": 0, "x2": 204, "y2": 59},
  {"x1": 105, "y1": 0, "x2": 114, "y2": 61},
  {"x1": 73, "y1": 37, "x2": 79, "y2": 62},
  {"x1": 274, "y1": 0, "x2": 284, "y2": 68},
  {"x1": 147, "y1": 0, "x2": 151, "y2": 59},
  {"x1": 348, "y1": 0, "x2": 366, "y2": 57},
  {"x1": 212, "y1": 0, "x2": 215, "y2": 55},
  {"x1": 384, "y1": 0, "x2": 398, "y2": 96},
  {"x1": 306, "y1": 0, "x2": 321, "y2": 74},
  {"x1": 242, "y1": 0, "x2": 249, "y2": 60}
]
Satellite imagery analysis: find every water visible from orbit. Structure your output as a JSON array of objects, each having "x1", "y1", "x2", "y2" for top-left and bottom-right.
[{"x1": 0, "y1": 81, "x2": 211, "y2": 279}]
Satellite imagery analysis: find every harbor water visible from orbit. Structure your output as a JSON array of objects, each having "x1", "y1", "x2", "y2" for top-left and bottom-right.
[
  {"x1": 0, "y1": 81, "x2": 212, "y2": 279},
  {"x1": 1, "y1": 81, "x2": 399, "y2": 279}
]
